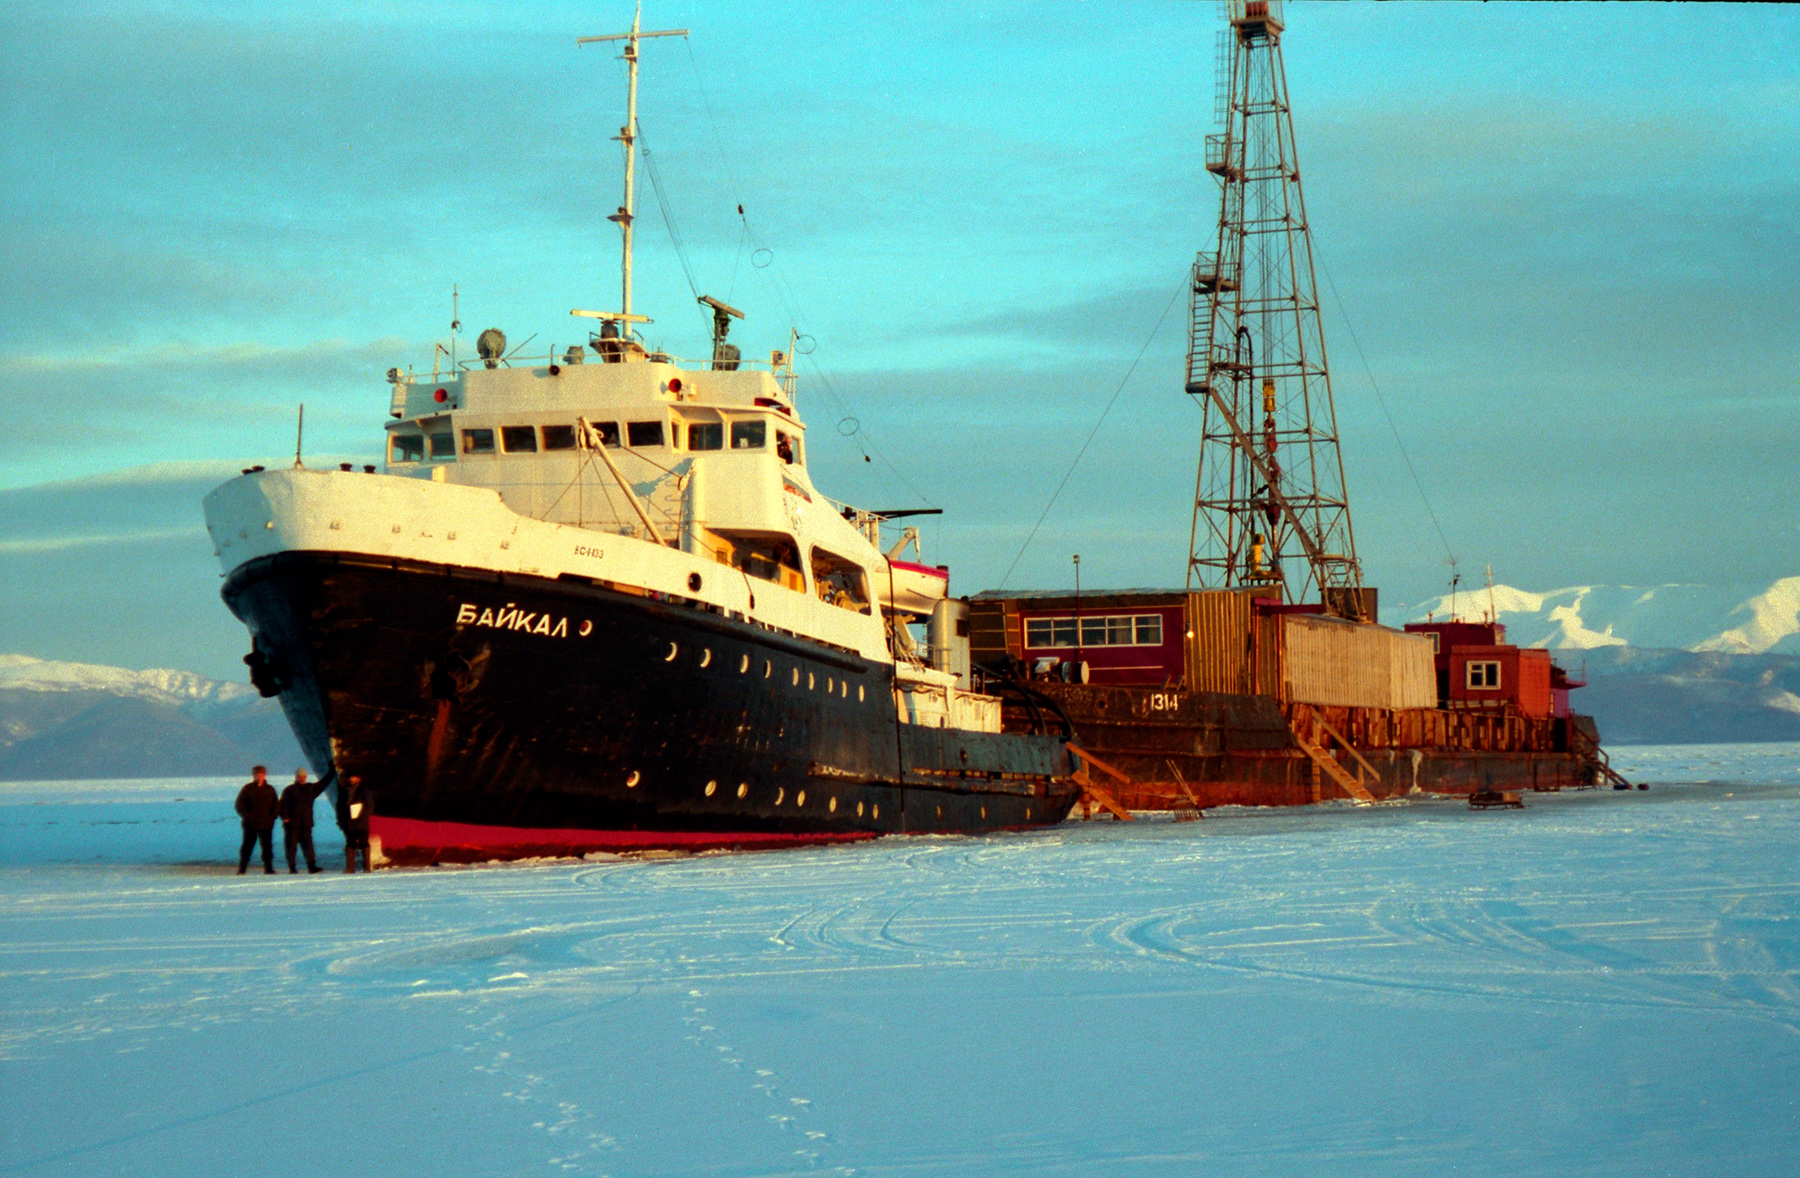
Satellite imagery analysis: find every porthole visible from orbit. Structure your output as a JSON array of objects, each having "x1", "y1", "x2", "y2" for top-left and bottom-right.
[
  {"x1": 688, "y1": 571, "x2": 702, "y2": 592},
  {"x1": 841, "y1": 681, "x2": 849, "y2": 698},
  {"x1": 738, "y1": 654, "x2": 750, "y2": 673},
  {"x1": 872, "y1": 804, "x2": 879, "y2": 820},
  {"x1": 774, "y1": 788, "x2": 785, "y2": 806},
  {"x1": 700, "y1": 648, "x2": 712, "y2": 668},
  {"x1": 663, "y1": 643, "x2": 678, "y2": 662},
  {"x1": 796, "y1": 790, "x2": 806, "y2": 807},
  {"x1": 737, "y1": 783, "x2": 748, "y2": 799},
  {"x1": 856, "y1": 802, "x2": 864, "y2": 817},
  {"x1": 858, "y1": 685, "x2": 865, "y2": 702},
  {"x1": 829, "y1": 797, "x2": 838, "y2": 813},
  {"x1": 807, "y1": 673, "x2": 815, "y2": 690},
  {"x1": 791, "y1": 667, "x2": 799, "y2": 686},
  {"x1": 626, "y1": 770, "x2": 641, "y2": 788},
  {"x1": 936, "y1": 806, "x2": 943, "y2": 820},
  {"x1": 826, "y1": 677, "x2": 833, "y2": 693},
  {"x1": 1026, "y1": 807, "x2": 1032, "y2": 820},
  {"x1": 764, "y1": 660, "x2": 772, "y2": 678},
  {"x1": 704, "y1": 780, "x2": 717, "y2": 797},
  {"x1": 981, "y1": 806, "x2": 987, "y2": 820}
]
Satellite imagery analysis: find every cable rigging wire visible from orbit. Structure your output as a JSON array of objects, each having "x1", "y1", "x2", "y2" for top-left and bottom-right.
[
  {"x1": 1310, "y1": 241, "x2": 1459, "y2": 572},
  {"x1": 636, "y1": 124, "x2": 712, "y2": 335},
  {"x1": 678, "y1": 34, "x2": 933, "y2": 510},
  {"x1": 996, "y1": 275, "x2": 1188, "y2": 590}
]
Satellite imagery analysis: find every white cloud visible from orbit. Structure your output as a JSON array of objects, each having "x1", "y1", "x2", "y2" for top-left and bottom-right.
[{"x1": 0, "y1": 526, "x2": 206, "y2": 554}]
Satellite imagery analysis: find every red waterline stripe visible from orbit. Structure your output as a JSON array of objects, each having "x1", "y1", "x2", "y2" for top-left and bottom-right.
[{"x1": 370, "y1": 815, "x2": 877, "y2": 866}]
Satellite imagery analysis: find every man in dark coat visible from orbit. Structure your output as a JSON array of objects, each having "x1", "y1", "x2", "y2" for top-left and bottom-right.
[
  {"x1": 279, "y1": 768, "x2": 325, "y2": 874},
  {"x1": 235, "y1": 765, "x2": 279, "y2": 875},
  {"x1": 342, "y1": 775, "x2": 372, "y2": 873}
]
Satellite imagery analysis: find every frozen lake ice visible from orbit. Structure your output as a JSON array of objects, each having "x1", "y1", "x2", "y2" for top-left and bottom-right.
[{"x1": 2, "y1": 743, "x2": 1796, "y2": 1176}]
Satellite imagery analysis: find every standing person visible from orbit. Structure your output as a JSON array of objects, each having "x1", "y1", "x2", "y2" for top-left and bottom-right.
[
  {"x1": 234, "y1": 765, "x2": 279, "y2": 875},
  {"x1": 278, "y1": 768, "x2": 325, "y2": 874},
  {"x1": 342, "y1": 775, "x2": 372, "y2": 873}
]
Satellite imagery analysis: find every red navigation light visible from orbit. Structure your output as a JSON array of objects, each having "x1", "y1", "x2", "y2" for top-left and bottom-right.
[
  {"x1": 668, "y1": 378, "x2": 683, "y2": 394},
  {"x1": 433, "y1": 388, "x2": 448, "y2": 403}
]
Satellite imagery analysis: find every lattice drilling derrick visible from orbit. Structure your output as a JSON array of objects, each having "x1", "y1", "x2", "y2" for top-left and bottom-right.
[{"x1": 1185, "y1": 0, "x2": 1365, "y2": 618}]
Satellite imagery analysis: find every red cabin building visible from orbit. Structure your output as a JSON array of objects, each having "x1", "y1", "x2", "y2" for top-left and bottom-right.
[{"x1": 1404, "y1": 621, "x2": 1567, "y2": 721}]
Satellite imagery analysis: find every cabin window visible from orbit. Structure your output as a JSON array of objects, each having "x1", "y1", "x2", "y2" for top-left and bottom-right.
[
  {"x1": 1025, "y1": 614, "x2": 1165, "y2": 648},
  {"x1": 688, "y1": 422, "x2": 723, "y2": 451},
  {"x1": 721, "y1": 533, "x2": 803, "y2": 591},
  {"x1": 730, "y1": 420, "x2": 766, "y2": 450},
  {"x1": 427, "y1": 431, "x2": 455, "y2": 459},
  {"x1": 1466, "y1": 661, "x2": 1501, "y2": 690},
  {"x1": 541, "y1": 424, "x2": 577, "y2": 451},
  {"x1": 592, "y1": 421, "x2": 621, "y2": 448},
  {"x1": 501, "y1": 425, "x2": 537, "y2": 453},
  {"x1": 627, "y1": 420, "x2": 664, "y2": 448},
  {"x1": 461, "y1": 428, "x2": 495, "y2": 455},
  {"x1": 390, "y1": 434, "x2": 425, "y2": 463},
  {"x1": 811, "y1": 548, "x2": 870, "y2": 615},
  {"x1": 1081, "y1": 617, "x2": 1137, "y2": 646}
]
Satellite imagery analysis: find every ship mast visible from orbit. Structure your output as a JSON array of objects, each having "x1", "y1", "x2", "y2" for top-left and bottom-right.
[
  {"x1": 1185, "y1": 0, "x2": 1365, "y2": 619},
  {"x1": 576, "y1": 5, "x2": 686, "y2": 341}
]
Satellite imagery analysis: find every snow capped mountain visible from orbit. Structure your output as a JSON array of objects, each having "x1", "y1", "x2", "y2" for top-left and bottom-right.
[
  {"x1": 0, "y1": 654, "x2": 299, "y2": 780},
  {"x1": 1690, "y1": 578, "x2": 1800, "y2": 656},
  {"x1": 0, "y1": 654, "x2": 257, "y2": 707},
  {"x1": 1388, "y1": 578, "x2": 1800, "y2": 655}
]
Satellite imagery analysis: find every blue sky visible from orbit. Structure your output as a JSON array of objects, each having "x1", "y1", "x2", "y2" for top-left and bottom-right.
[{"x1": 2, "y1": 1, "x2": 1796, "y2": 679}]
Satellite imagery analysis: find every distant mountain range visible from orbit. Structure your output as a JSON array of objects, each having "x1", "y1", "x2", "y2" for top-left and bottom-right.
[
  {"x1": 1387, "y1": 577, "x2": 1800, "y2": 655},
  {"x1": 4, "y1": 579, "x2": 1797, "y2": 781},
  {"x1": 0, "y1": 654, "x2": 304, "y2": 781}
]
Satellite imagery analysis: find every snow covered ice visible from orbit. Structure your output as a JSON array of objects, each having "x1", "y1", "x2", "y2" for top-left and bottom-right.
[{"x1": 3, "y1": 747, "x2": 1797, "y2": 1176}]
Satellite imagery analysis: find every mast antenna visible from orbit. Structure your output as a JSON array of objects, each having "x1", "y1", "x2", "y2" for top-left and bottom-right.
[
  {"x1": 578, "y1": 5, "x2": 687, "y2": 334},
  {"x1": 294, "y1": 403, "x2": 304, "y2": 469}
]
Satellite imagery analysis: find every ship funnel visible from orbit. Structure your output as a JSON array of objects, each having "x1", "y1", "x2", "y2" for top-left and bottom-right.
[{"x1": 928, "y1": 599, "x2": 972, "y2": 684}]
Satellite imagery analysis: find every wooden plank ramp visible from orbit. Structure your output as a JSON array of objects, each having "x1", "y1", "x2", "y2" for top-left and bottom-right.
[
  {"x1": 1065, "y1": 744, "x2": 1134, "y2": 821},
  {"x1": 1287, "y1": 715, "x2": 1376, "y2": 805}
]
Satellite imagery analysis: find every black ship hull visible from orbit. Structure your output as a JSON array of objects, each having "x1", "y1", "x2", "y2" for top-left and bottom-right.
[{"x1": 223, "y1": 552, "x2": 1078, "y2": 863}]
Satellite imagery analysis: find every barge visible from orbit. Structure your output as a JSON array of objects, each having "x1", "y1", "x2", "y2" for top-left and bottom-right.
[{"x1": 969, "y1": 589, "x2": 1615, "y2": 811}]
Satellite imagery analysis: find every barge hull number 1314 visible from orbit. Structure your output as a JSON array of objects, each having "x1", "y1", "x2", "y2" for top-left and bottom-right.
[{"x1": 201, "y1": 15, "x2": 1078, "y2": 866}]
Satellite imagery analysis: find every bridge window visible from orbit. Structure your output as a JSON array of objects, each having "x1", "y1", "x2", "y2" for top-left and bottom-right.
[
  {"x1": 501, "y1": 426, "x2": 537, "y2": 453},
  {"x1": 688, "y1": 422, "x2": 723, "y2": 451},
  {"x1": 427, "y1": 431, "x2": 455, "y2": 459},
  {"x1": 731, "y1": 420, "x2": 766, "y2": 450},
  {"x1": 390, "y1": 434, "x2": 425, "y2": 463},
  {"x1": 627, "y1": 420, "x2": 664, "y2": 448},
  {"x1": 462, "y1": 428, "x2": 494, "y2": 455},
  {"x1": 541, "y1": 424, "x2": 577, "y2": 451}
]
